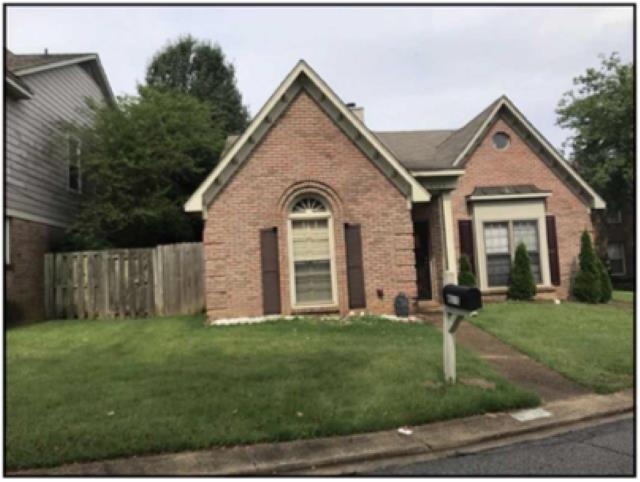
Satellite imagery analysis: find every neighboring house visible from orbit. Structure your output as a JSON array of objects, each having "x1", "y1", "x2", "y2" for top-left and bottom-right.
[
  {"x1": 5, "y1": 50, "x2": 113, "y2": 323},
  {"x1": 186, "y1": 60, "x2": 606, "y2": 322},
  {"x1": 603, "y1": 207, "x2": 634, "y2": 289}
]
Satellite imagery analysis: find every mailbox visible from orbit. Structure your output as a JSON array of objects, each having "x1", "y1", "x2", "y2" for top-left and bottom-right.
[{"x1": 443, "y1": 284, "x2": 482, "y2": 312}]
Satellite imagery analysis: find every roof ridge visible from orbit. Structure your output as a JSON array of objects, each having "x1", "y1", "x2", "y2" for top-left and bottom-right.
[{"x1": 374, "y1": 128, "x2": 455, "y2": 134}]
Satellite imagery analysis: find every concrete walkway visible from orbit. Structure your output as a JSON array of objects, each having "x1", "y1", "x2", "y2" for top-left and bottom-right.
[
  {"x1": 11, "y1": 390, "x2": 633, "y2": 476},
  {"x1": 430, "y1": 318, "x2": 590, "y2": 402}
]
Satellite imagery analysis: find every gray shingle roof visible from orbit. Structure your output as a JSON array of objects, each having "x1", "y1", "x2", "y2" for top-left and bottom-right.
[
  {"x1": 374, "y1": 97, "x2": 502, "y2": 171},
  {"x1": 6, "y1": 50, "x2": 95, "y2": 72},
  {"x1": 219, "y1": 97, "x2": 504, "y2": 171},
  {"x1": 470, "y1": 185, "x2": 550, "y2": 197}
]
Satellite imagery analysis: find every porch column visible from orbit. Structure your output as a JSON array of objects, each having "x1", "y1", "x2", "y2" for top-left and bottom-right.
[{"x1": 441, "y1": 191, "x2": 458, "y2": 282}]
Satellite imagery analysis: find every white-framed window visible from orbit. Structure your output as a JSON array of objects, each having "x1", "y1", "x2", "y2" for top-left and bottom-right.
[
  {"x1": 67, "y1": 136, "x2": 82, "y2": 192},
  {"x1": 483, "y1": 219, "x2": 542, "y2": 288},
  {"x1": 606, "y1": 210, "x2": 622, "y2": 224},
  {"x1": 287, "y1": 195, "x2": 337, "y2": 308},
  {"x1": 607, "y1": 242, "x2": 626, "y2": 276}
]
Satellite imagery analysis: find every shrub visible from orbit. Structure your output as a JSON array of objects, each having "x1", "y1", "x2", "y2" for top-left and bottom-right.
[
  {"x1": 458, "y1": 255, "x2": 477, "y2": 287},
  {"x1": 572, "y1": 231, "x2": 601, "y2": 303},
  {"x1": 596, "y1": 255, "x2": 613, "y2": 303},
  {"x1": 507, "y1": 243, "x2": 537, "y2": 300}
]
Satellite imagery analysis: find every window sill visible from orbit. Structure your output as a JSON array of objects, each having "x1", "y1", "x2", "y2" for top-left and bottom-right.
[{"x1": 481, "y1": 285, "x2": 556, "y2": 295}]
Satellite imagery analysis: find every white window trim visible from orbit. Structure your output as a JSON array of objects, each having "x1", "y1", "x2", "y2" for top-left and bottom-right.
[
  {"x1": 607, "y1": 242, "x2": 626, "y2": 276},
  {"x1": 67, "y1": 135, "x2": 82, "y2": 193},
  {"x1": 472, "y1": 199, "x2": 552, "y2": 291},
  {"x1": 287, "y1": 197, "x2": 339, "y2": 310}
]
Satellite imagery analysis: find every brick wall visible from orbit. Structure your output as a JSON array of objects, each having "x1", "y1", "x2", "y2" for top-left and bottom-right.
[
  {"x1": 450, "y1": 117, "x2": 595, "y2": 299},
  {"x1": 203, "y1": 91, "x2": 415, "y2": 321},
  {"x1": 6, "y1": 217, "x2": 64, "y2": 323}
]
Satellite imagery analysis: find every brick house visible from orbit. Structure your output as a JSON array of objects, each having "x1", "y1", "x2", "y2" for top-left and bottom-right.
[
  {"x1": 186, "y1": 61, "x2": 606, "y2": 322},
  {"x1": 5, "y1": 50, "x2": 113, "y2": 323}
]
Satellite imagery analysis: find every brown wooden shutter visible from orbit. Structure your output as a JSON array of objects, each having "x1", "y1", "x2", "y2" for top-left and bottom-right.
[
  {"x1": 458, "y1": 220, "x2": 475, "y2": 274},
  {"x1": 345, "y1": 224, "x2": 366, "y2": 309},
  {"x1": 260, "y1": 228, "x2": 281, "y2": 315},
  {"x1": 546, "y1": 215, "x2": 561, "y2": 286}
]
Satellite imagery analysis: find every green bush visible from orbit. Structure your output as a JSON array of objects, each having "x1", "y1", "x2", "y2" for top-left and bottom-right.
[
  {"x1": 507, "y1": 243, "x2": 537, "y2": 300},
  {"x1": 458, "y1": 255, "x2": 477, "y2": 287},
  {"x1": 596, "y1": 255, "x2": 613, "y2": 303},
  {"x1": 572, "y1": 231, "x2": 601, "y2": 303}
]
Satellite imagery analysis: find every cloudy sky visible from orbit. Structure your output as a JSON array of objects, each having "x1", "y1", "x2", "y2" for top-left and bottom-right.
[{"x1": 7, "y1": 5, "x2": 633, "y2": 149}]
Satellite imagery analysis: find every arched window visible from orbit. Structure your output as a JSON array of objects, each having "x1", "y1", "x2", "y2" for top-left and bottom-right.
[{"x1": 288, "y1": 195, "x2": 337, "y2": 307}]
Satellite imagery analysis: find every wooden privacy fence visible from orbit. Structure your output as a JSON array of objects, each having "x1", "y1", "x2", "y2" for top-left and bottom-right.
[{"x1": 44, "y1": 242, "x2": 204, "y2": 319}]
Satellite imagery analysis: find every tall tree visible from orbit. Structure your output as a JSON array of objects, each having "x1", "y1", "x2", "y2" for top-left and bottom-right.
[
  {"x1": 145, "y1": 35, "x2": 249, "y2": 134},
  {"x1": 62, "y1": 87, "x2": 224, "y2": 250},
  {"x1": 556, "y1": 53, "x2": 633, "y2": 211}
]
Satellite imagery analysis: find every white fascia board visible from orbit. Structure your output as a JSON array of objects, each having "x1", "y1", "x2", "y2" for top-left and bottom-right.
[
  {"x1": 302, "y1": 62, "x2": 430, "y2": 203},
  {"x1": 501, "y1": 97, "x2": 606, "y2": 210},
  {"x1": 451, "y1": 98, "x2": 505, "y2": 168},
  {"x1": 184, "y1": 61, "x2": 306, "y2": 213},
  {"x1": 13, "y1": 55, "x2": 98, "y2": 76},
  {"x1": 452, "y1": 96, "x2": 606, "y2": 210},
  {"x1": 410, "y1": 169, "x2": 465, "y2": 177},
  {"x1": 185, "y1": 60, "x2": 431, "y2": 213},
  {"x1": 468, "y1": 192, "x2": 551, "y2": 202},
  {"x1": 6, "y1": 77, "x2": 33, "y2": 98}
]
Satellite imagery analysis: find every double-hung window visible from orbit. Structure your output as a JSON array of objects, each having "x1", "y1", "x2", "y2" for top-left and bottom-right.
[
  {"x1": 483, "y1": 220, "x2": 542, "y2": 287},
  {"x1": 607, "y1": 243, "x2": 626, "y2": 276},
  {"x1": 288, "y1": 196, "x2": 336, "y2": 307}
]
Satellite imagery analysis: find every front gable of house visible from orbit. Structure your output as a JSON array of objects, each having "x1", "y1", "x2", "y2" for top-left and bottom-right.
[{"x1": 185, "y1": 61, "x2": 430, "y2": 216}]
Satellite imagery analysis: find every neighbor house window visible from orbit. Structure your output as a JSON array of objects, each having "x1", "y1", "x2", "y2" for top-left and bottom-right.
[
  {"x1": 5, "y1": 217, "x2": 10, "y2": 266},
  {"x1": 606, "y1": 210, "x2": 622, "y2": 224},
  {"x1": 483, "y1": 220, "x2": 542, "y2": 287},
  {"x1": 288, "y1": 196, "x2": 336, "y2": 307},
  {"x1": 68, "y1": 136, "x2": 82, "y2": 192},
  {"x1": 607, "y1": 242, "x2": 626, "y2": 276}
]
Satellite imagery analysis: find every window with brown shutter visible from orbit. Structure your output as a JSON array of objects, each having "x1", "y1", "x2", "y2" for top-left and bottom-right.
[
  {"x1": 345, "y1": 223, "x2": 366, "y2": 309},
  {"x1": 260, "y1": 228, "x2": 281, "y2": 315},
  {"x1": 546, "y1": 215, "x2": 561, "y2": 286},
  {"x1": 458, "y1": 220, "x2": 475, "y2": 274}
]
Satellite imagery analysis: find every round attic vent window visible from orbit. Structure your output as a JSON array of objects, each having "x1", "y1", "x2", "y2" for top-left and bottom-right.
[{"x1": 492, "y1": 132, "x2": 511, "y2": 150}]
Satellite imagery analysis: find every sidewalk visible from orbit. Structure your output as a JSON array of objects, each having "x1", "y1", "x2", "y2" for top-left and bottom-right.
[{"x1": 11, "y1": 389, "x2": 633, "y2": 476}]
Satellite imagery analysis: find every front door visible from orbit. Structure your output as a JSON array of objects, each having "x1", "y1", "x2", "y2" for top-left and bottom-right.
[{"x1": 414, "y1": 221, "x2": 432, "y2": 300}]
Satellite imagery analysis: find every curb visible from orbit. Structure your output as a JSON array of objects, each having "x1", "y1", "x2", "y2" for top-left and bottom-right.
[{"x1": 9, "y1": 390, "x2": 634, "y2": 476}]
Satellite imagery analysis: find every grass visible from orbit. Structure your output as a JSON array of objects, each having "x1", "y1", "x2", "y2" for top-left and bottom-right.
[
  {"x1": 7, "y1": 315, "x2": 538, "y2": 470},
  {"x1": 472, "y1": 301, "x2": 633, "y2": 394},
  {"x1": 613, "y1": 290, "x2": 634, "y2": 303}
]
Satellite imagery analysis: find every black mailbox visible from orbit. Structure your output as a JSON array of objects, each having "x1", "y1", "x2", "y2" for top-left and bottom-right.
[{"x1": 443, "y1": 285, "x2": 482, "y2": 312}]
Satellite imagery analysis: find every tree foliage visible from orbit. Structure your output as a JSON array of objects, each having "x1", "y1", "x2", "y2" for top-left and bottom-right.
[
  {"x1": 458, "y1": 255, "x2": 477, "y2": 287},
  {"x1": 507, "y1": 243, "x2": 537, "y2": 301},
  {"x1": 145, "y1": 35, "x2": 249, "y2": 134},
  {"x1": 572, "y1": 231, "x2": 602, "y2": 303},
  {"x1": 62, "y1": 87, "x2": 224, "y2": 250},
  {"x1": 556, "y1": 53, "x2": 634, "y2": 211}
]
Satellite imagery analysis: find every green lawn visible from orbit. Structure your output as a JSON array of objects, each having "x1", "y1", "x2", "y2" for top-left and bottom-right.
[
  {"x1": 472, "y1": 301, "x2": 633, "y2": 394},
  {"x1": 613, "y1": 290, "x2": 634, "y2": 303},
  {"x1": 7, "y1": 315, "x2": 538, "y2": 470}
]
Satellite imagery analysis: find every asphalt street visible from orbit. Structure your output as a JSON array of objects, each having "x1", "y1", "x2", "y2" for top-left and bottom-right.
[{"x1": 371, "y1": 418, "x2": 635, "y2": 476}]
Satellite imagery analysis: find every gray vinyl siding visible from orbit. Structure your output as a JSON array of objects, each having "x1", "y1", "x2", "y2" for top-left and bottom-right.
[{"x1": 6, "y1": 64, "x2": 106, "y2": 227}]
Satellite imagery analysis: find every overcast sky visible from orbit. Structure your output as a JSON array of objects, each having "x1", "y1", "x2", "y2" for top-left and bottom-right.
[{"x1": 7, "y1": 5, "x2": 633, "y2": 149}]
